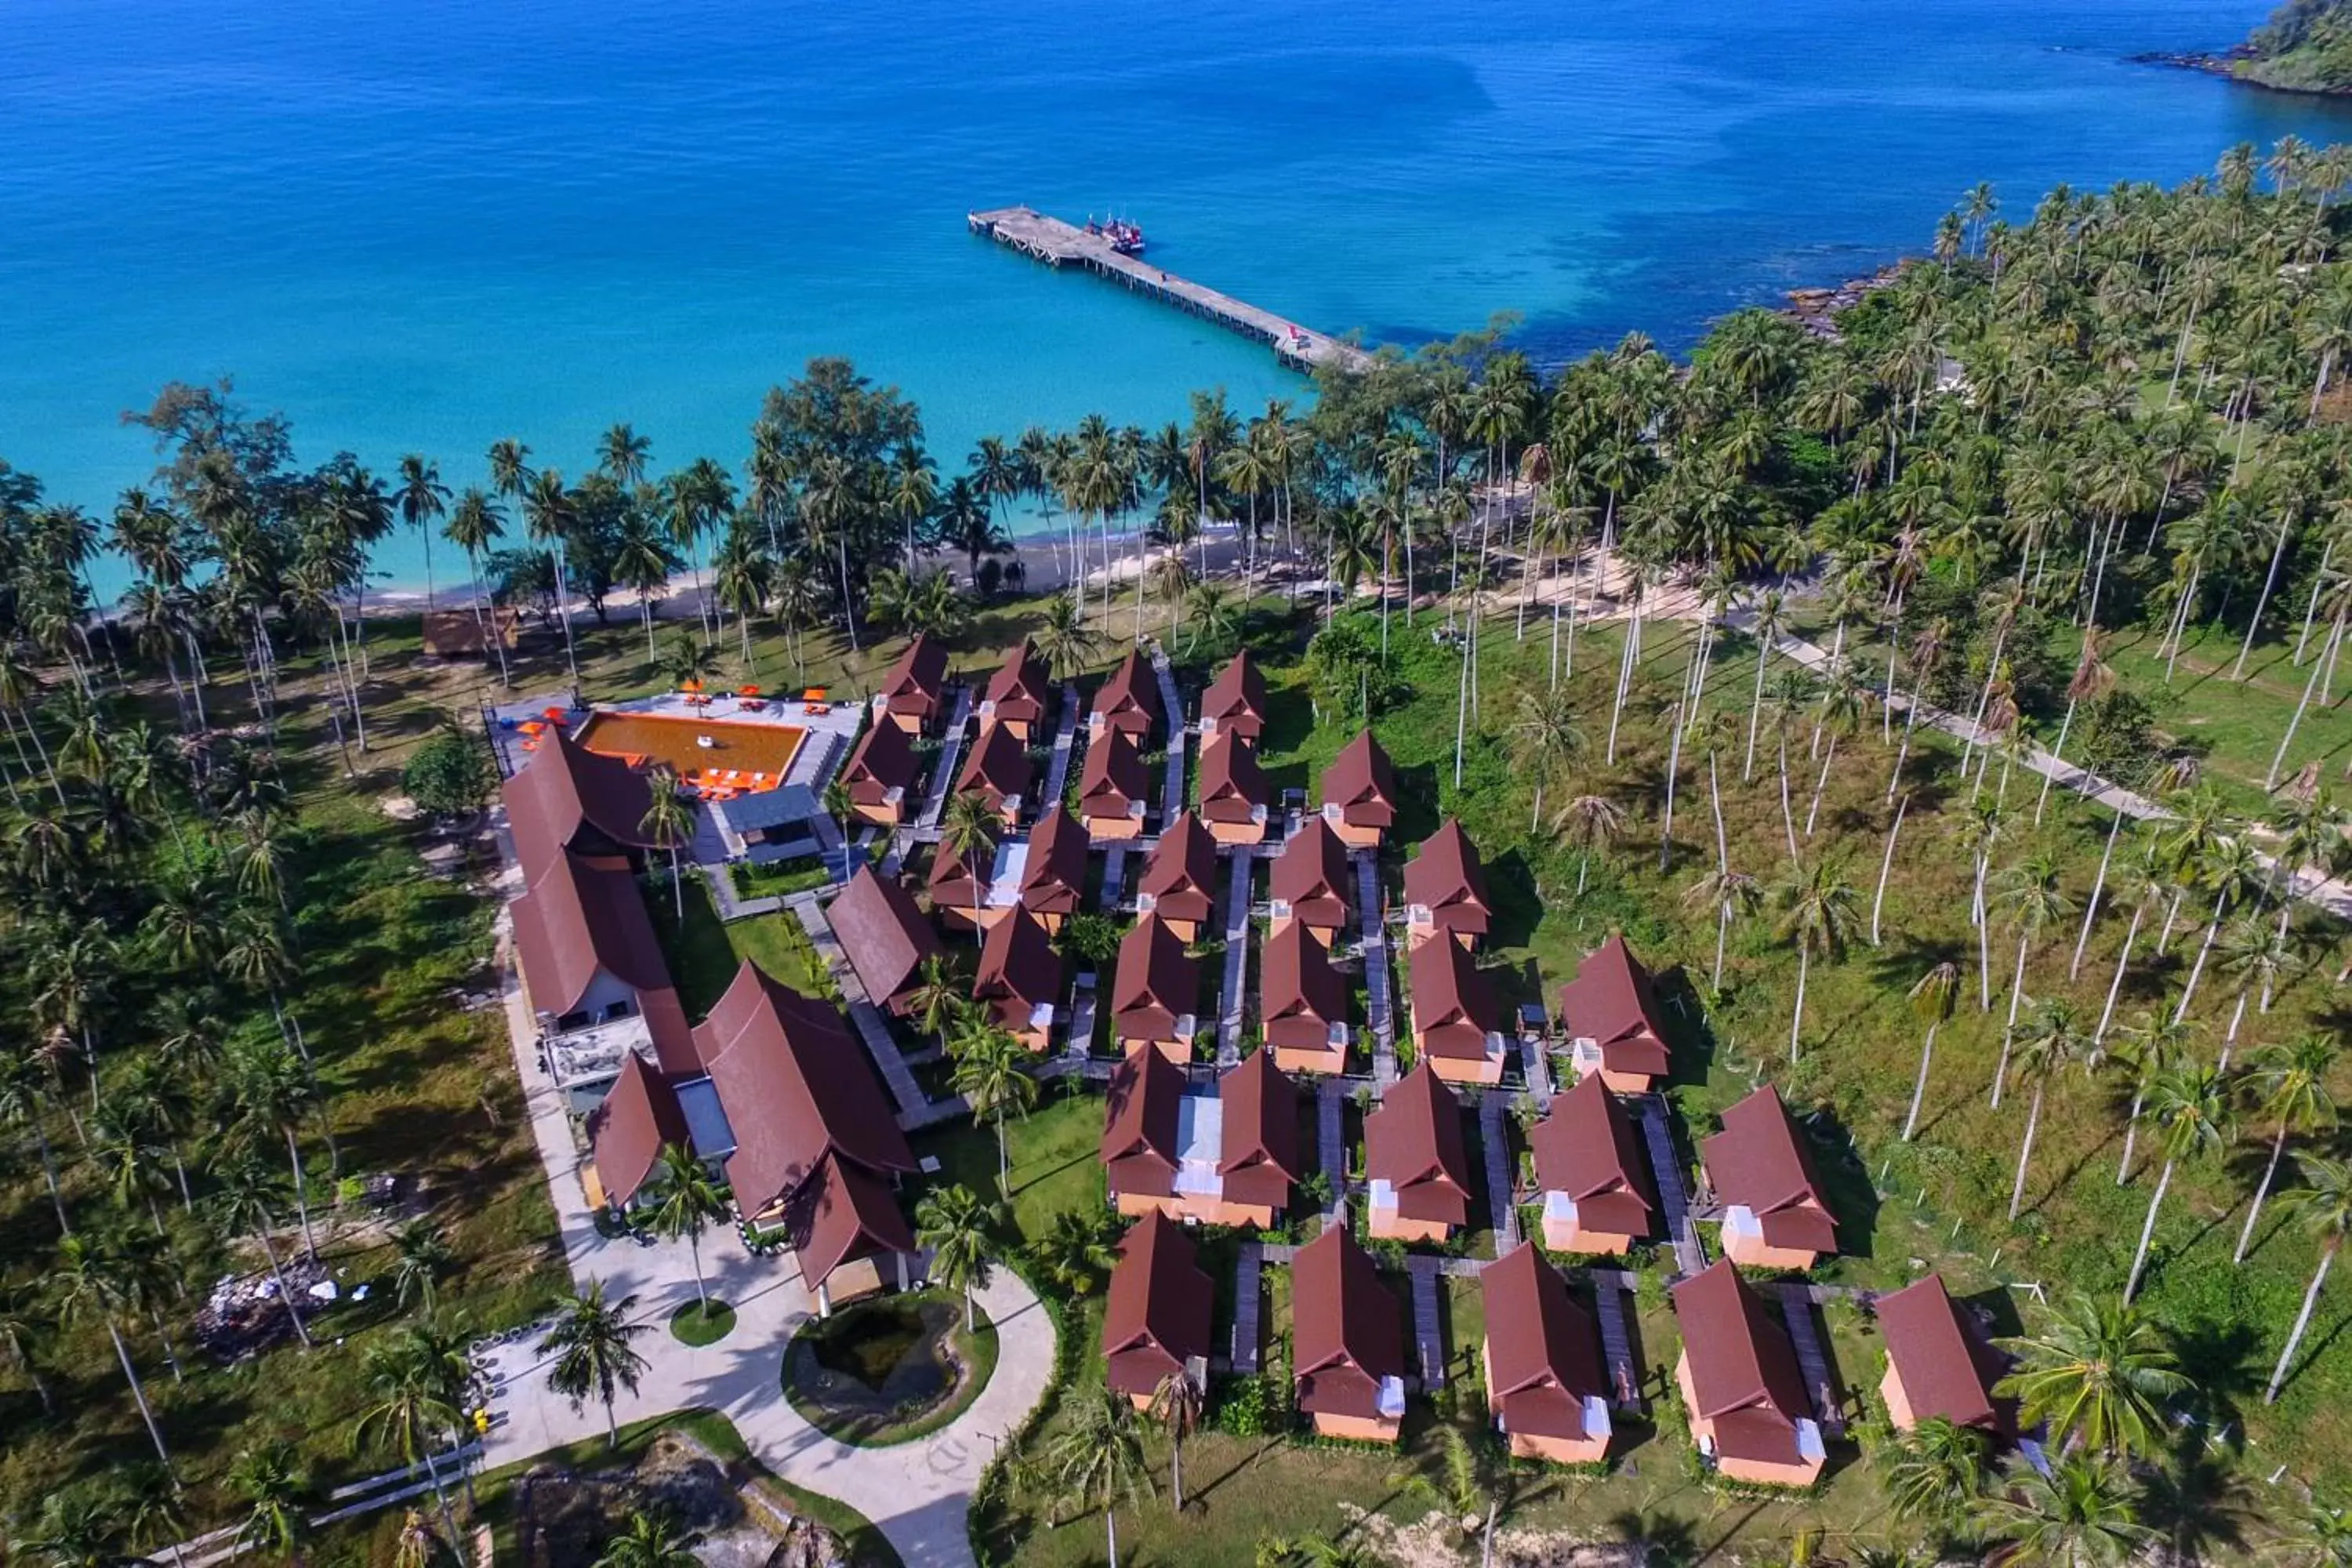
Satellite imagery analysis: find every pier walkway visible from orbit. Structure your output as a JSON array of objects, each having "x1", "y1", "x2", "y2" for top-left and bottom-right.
[
  {"x1": 970, "y1": 207, "x2": 1374, "y2": 376},
  {"x1": 1214, "y1": 849, "x2": 1254, "y2": 1065},
  {"x1": 1040, "y1": 684, "x2": 1081, "y2": 806},
  {"x1": 1355, "y1": 852, "x2": 1398, "y2": 1084},
  {"x1": 1637, "y1": 1095, "x2": 1708, "y2": 1276},
  {"x1": 1149, "y1": 644, "x2": 1188, "y2": 826}
]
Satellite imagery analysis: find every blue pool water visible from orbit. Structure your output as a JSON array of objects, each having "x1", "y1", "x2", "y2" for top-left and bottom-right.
[{"x1": 7, "y1": 0, "x2": 2352, "y2": 595}]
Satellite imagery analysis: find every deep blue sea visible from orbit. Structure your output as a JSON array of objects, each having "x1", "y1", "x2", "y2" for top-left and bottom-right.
[{"x1": 10, "y1": 0, "x2": 2352, "y2": 596}]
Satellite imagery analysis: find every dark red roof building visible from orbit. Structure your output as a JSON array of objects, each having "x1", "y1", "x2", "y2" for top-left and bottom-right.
[
  {"x1": 1403, "y1": 820, "x2": 1493, "y2": 947},
  {"x1": 1270, "y1": 816, "x2": 1351, "y2": 939},
  {"x1": 1557, "y1": 934, "x2": 1673, "y2": 1090},
  {"x1": 1102, "y1": 1210, "x2": 1214, "y2": 1406},
  {"x1": 1529, "y1": 1073, "x2": 1656, "y2": 1254},
  {"x1": 1700, "y1": 1086, "x2": 1837, "y2": 1269},
  {"x1": 828, "y1": 866, "x2": 945, "y2": 1018},
  {"x1": 877, "y1": 633, "x2": 949, "y2": 731},
  {"x1": 1482, "y1": 1243, "x2": 1613, "y2": 1461},
  {"x1": 1363, "y1": 1062, "x2": 1472, "y2": 1241},
  {"x1": 1293, "y1": 1222, "x2": 1406, "y2": 1442},
  {"x1": 1200, "y1": 650, "x2": 1268, "y2": 745},
  {"x1": 1091, "y1": 649, "x2": 1162, "y2": 741}
]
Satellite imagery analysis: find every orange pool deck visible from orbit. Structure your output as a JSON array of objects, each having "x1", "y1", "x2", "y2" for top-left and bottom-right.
[{"x1": 574, "y1": 710, "x2": 808, "y2": 790}]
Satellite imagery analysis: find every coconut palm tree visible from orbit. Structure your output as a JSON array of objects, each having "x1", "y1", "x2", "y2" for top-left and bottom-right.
[
  {"x1": 1682, "y1": 864, "x2": 1760, "y2": 991},
  {"x1": 1997, "y1": 1291, "x2": 2187, "y2": 1457},
  {"x1": 12, "y1": 1481, "x2": 132, "y2": 1568},
  {"x1": 538, "y1": 1279, "x2": 650, "y2": 1447},
  {"x1": 2008, "y1": 999, "x2": 2092, "y2": 1221},
  {"x1": 210, "y1": 1155, "x2": 314, "y2": 1350},
  {"x1": 1045, "y1": 1384, "x2": 1153, "y2": 1567},
  {"x1": 1553, "y1": 793, "x2": 1626, "y2": 895},
  {"x1": 915, "y1": 1183, "x2": 998, "y2": 1331},
  {"x1": 593, "y1": 1510, "x2": 702, "y2": 1568},
  {"x1": 951, "y1": 1027, "x2": 1037, "y2": 1193},
  {"x1": 639, "y1": 766, "x2": 697, "y2": 920},
  {"x1": 939, "y1": 789, "x2": 999, "y2": 934},
  {"x1": 1989, "y1": 851, "x2": 2074, "y2": 1109},
  {"x1": 395, "y1": 455, "x2": 450, "y2": 614},
  {"x1": 443, "y1": 487, "x2": 510, "y2": 684},
  {"x1": 354, "y1": 1332, "x2": 465, "y2": 1548},
  {"x1": 2125, "y1": 1065, "x2": 2234, "y2": 1301},
  {"x1": 50, "y1": 1229, "x2": 172, "y2": 1477},
  {"x1": 1149, "y1": 1367, "x2": 1204, "y2": 1514},
  {"x1": 1033, "y1": 590, "x2": 1100, "y2": 681},
  {"x1": 2269, "y1": 1152, "x2": 2352, "y2": 1403},
  {"x1": 390, "y1": 1219, "x2": 456, "y2": 1316},
  {"x1": 1970, "y1": 1453, "x2": 2152, "y2": 1566},
  {"x1": 1901, "y1": 960, "x2": 1963, "y2": 1142},
  {"x1": 2237, "y1": 1034, "x2": 2338, "y2": 1263},
  {"x1": 228, "y1": 1439, "x2": 317, "y2": 1566},
  {"x1": 1510, "y1": 684, "x2": 1585, "y2": 831},
  {"x1": 1880, "y1": 1414, "x2": 1992, "y2": 1530},
  {"x1": 1773, "y1": 857, "x2": 1860, "y2": 1061},
  {"x1": 644, "y1": 1142, "x2": 730, "y2": 1318}
]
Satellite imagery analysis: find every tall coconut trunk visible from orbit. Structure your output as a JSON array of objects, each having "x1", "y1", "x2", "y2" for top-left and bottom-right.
[
  {"x1": 1871, "y1": 793, "x2": 1907, "y2": 946},
  {"x1": 2237, "y1": 1125, "x2": 2292, "y2": 1265},
  {"x1": 2125, "y1": 1159, "x2": 2177, "y2": 1301},
  {"x1": 2009, "y1": 1083, "x2": 2046, "y2": 1220},
  {"x1": 2071, "y1": 812, "x2": 2123, "y2": 980},
  {"x1": 1903, "y1": 1020, "x2": 1942, "y2": 1142},
  {"x1": 2267, "y1": 1242, "x2": 2336, "y2": 1404}
]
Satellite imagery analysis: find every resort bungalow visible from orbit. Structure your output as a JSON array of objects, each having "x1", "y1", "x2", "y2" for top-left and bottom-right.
[
  {"x1": 1874, "y1": 1275, "x2": 2014, "y2": 1438},
  {"x1": 1102, "y1": 1210, "x2": 1214, "y2": 1410},
  {"x1": 1111, "y1": 915, "x2": 1201, "y2": 1061},
  {"x1": 1363, "y1": 1062, "x2": 1472, "y2": 1244},
  {"x1": 1269, "y1": 815, "x2": 1351, "y2": 946},
  {"x1": 586, "y1": 1051, "x2": 692, "y2": 1210},
  {"x1": 1077, "y1": 727, "x2": 1151, "y2": 841},
  {"x1": 1135, "y1": 811, "x2": 1219, "y2": 941},
  {"x1": 512, "y1": 845, "x2": 699, "y2": 1110},
  {"x1": 1200, "y1": 649, "x2": 1268, "y2": 746},
  {"x1": 1700, "y1": 1086, "x2": 1838, "y2": 1271},
  {"x1": 975, "y1": 906, "x2": 1062, "y2": 1053},
  {"x1": 697, "y1": 960, "x2": 918, "y2": 1316},
  {"x1": 1318, "y1": 731, "x2": 1397, "y2": 851},
  {"x1": 1261, "y1": 920, "x2": 1351, "y2": 1076},
  {"x1": 1293, "y1": 1222, "x2": 1407, "y2": 1444},
  {"x1": 926, "y1": 821, "x2": 999, "y2": 932},
  {"x1": 503, "y1": 728, "x2": 655, "y2": 880},
  {"x1": 875, "y1": 633, "x2": 949, "y2": 733},
  {"x1": 828, "y1": 866, "x2": 946, "y2": 1020},
  {"x1": 1529, "y1": 1073, "x2": 1656, "y2": 1255},
  {"x1": 979, "y1": 639, "x2": 1053, "y2": 742},
  {"x1": 1482, "y1": 1243, "x2": 1614, "y2": 1463},
  {"x1": 954, "y1": 720, "x2": 1033, "y2": 826},
  {"x1": 1099, "y1": 1046, "x2": 1301, "y2": 1227},
  {"x1": 1403, "y1": 820, "x2": 1493, "y2": 950},
  {"x1": 1214, "y1": 1049, "x2": 1304, "y2": 1229},
  {"x1": 1671, "y1": 1261, "x2": 1826, "y2": 1487},
  {"x1": 1407, "y1": 931, "x2": 1508, "y2": 1087},
  {"x1": 1101, "y1": 1047, "x2": 1192, "y2": 1221},
  {"x1": 1091, "y1": 648, "x2": 1162, "y2": 742},
  {"x1": 421, "y1": 605, "x2": 521, "y2": 660},
  {"x1": 841, "y1": 719, "x2": 921, "y2": 828},
  {"x1": 1016, "y1": 806, "x2": 1089, "y2": 935},
  {"x1": 1556, "y1": 934, "x2": 1673, "y2": 1093},
  {"x1": 1197, "y1": 731, "x2": 1272, "y2": 847}
]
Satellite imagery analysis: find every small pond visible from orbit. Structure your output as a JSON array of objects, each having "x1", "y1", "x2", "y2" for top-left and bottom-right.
[{"x1": 783, "y1": 1295, "x2": 962, "y2": 1428}]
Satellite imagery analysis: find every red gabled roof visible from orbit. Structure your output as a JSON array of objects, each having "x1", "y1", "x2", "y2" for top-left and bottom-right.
[
  {"x1": 1294, "y1": 1222, "x2": 1404, "y2": 1420},
  {"x1": 956, "y1": 720, "x2": 1033, "y2": 811},
  {"x1": 1408, "y1": 933, "x2": 1503, "y2": 1062},
  {"x1": 1875, "y1": 1275, "x2": 2014, "y2": 1436},
  {"x1": 1092, "y1": 649, "x2": 1161, "y2": 735},
  {"x1": 827, "y1": 866, "x2": 944, "y2": 1013},
  {"x1": 1271, "y1": 817, "x2": 1350, "y2": 929},
  {"x1": 1018, "y1": 807, "x2": 1088, "y2": 918},
  {"x1": 844, "y1": 719, "x2": 920, "y2": 807},
  {"x1": 1201, "y1": 651, "x2": 1268, "y2": 740},
  {"x1": 1112, "y1": 915, "x2": 1200, "y2": 1040},
  {"x1": 1403, "y1": 820, "x2": 1492, "y2": 938},
  {"x1": 1319, "y1": 731, "x2": 1396, "y2": 828},
  {"x1": 1102, "y1": 1210, "x2": 1214, "y2": 1398},
  {"x1": 1364, "y1": 1062, "x2": 1471, "y2": 1227},
  {"x1": 1529, "y1": 1074, "x2": 1656, "y2": 1241},
  {"x1": 976, "y1": 906, "x2": 1062, "y2": 1032},
  {"x1": 1101, "y1": 1047, "x2": 1187, "y2": 1200},
  {"x1": 791, "y1": 1150, "x2": 916, "y2": 1292},
  {"x1": 1198, "y1": 731, "x2": 1269, "y2": 824},
  {"x1": 504, "y1": 728, "x2": 655, "y2": 881},
  {"x1": 587, "y1": 1051, "x2": 691, "y2": 1208},
  {"x1": 878, "y1": 633, "x2": 949, "y2": 717},
  {"x1": 1483, "y1": 1243, "x2": 1609, "y2": 1439},
  {"x1": 1701, "y1": 1086, "x2": 1838, "y2": 1257},
  {"x1": 1218, "y1": 1049, "x2": 1302, "y2": 1212},
  {"x1": 926, "y1": 822, "x2": 997, "y2": 914},
  {"x1": 1671, "y1": 1260, "x2": 1814, "y2": 1467},
  {"x1": 1138, "y1": 812, "x2": 1219, "y2": 925},
  {"x1": 1261, "y1": 920, "x2": 1349, "y2": 1053},
  {"x1": 1557, "y1": 934, "x2": 1671, "y2": 1080},
  {"x1": 982, "y1": 640, "x2": 1052, "y2": 727},
  {"x1": 1078, "y1": 728, "x2": 1149, "y2": 817},
  {"x1": 695, "y1": 960, "x2": 914, "y2": 1216},
  {"x1": 511, "y1": 846, "x2": 699, "y2": 1076}
]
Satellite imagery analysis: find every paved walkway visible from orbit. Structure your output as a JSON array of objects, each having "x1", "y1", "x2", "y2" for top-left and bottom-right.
[
  {"x1": 914, "y1": 686, "x2": 975, "y2": 831},
  {"x1": 1404, "y1": 1255, "x2": 1446, "y2": 1388},
  {"x1": 1635, "y1": 1094, "x2": 1707, "y2": 1277},
  {"x1": 1214, "y1": 848, "x2": 1254, "y2": 1065},
  {"x1": 1477, "y1": 1094, "x2": 1520, "y2": 1250},
  {"x1": 1039, "y1": 684, "x2": 1081, "y2": 807},
  {"x1": 1316, "y1": 1080, "x2": 1348, "y2": 1219},
  {"x1": 1148, "y1": 644, "x2": 1188, "y2": 826},
  {"x1": 1354, "y1": 853, "x2": 1398, "y2": 1086},
  {"x1": 1777, "y1": 1283, "x2": 1846, "y2": 1436},
  {"x1": 1232, "y1": 1244, "x2": 1264, "y2": 1374}
]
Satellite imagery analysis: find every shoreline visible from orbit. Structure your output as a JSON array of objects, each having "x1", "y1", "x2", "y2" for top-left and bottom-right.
[{"x1": 2128, "y1": 46, "x2": 2352, "y2": 100}]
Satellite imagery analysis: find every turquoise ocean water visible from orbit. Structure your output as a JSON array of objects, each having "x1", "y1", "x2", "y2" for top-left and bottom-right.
[{"x1": 9, "y1": 0, "x2": 2352, "y2": 597}]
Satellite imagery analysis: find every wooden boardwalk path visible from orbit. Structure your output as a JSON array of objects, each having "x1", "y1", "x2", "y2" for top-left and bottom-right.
[
  {"x1": 1636, "y1": 1094, "x2": 1708, "y2": 1276},
  {"x1": 1405, "y1": 1255, "x2": 1447, "y2": 1388},
  {"x1": 1777, "y1": 1284, "x2": 1846, "y2": 1435},
  {"x1": 1354, "y1": 852, "x2": 1399, "y2": 1085},
  {"x1": 1214, "y1": 849, "x2": 1254, "y2": 1065},
  {"x1": 969, "y1": 207, "x2": 1374, "y2": 376},
  {"x1": 915, "y1": 685, "x2": 974, "y2": 829},
  {"x1": 1101, "y1": 844, "x2": 1130, "y2": 908},
  {"x1": 1232, "y1": 1243, "x2": 1264, "y2": 1374},
  {"x1": 1477, "y1": 1094, "x2": 1520, "y2": 1250},
  {"x1": 1591, "y1": 1272, "x2": 1643, "y2": 1409},
  {"x1": 1317, "y1": 1080, "x2": 1348, "y2": 1218},
  {"x1": 1519, "y1": 1030, "x2": 1556, "y2": 1110},
  {"x1": 1039, "y1": 684, "x2": 1081, "y2": 806},
  {"x1": 1148, "y1": 644, "x2": 1188, "y2": 826},
  {"x1": 1064, "y1": 971, "x2": 1099, "y2": 1065}
]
